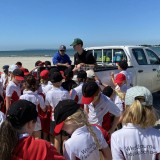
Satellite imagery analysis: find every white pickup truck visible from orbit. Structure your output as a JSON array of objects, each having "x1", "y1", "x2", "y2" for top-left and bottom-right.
[{"x1": 85, "y1": 46, "x2": 160, "y2": 93}]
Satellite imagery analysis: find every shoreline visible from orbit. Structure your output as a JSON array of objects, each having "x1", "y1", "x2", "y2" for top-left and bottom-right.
[{"x1": 0, "y1": 56, "x2": 74, "y2": 71}]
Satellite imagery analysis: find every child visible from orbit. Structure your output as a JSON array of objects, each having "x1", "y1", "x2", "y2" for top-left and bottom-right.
[
  {"x1": 102, "y1": 86, "x2": 115, "y2": 131},
  {"x1": 62, "y1": 68, "x2": 77, "y2": 92},
  {"x1": 61, "y1": 68, "x2": 77, "y2": 100},
  {"x1": 73, "y1": 70, "x2": 87, "y2": 104},
  {"x1": 110, "y1": 60, "x2": 133, "y2": 87},
  {"x1": 82, "y1": 81, "x2": 121, "y2": 134},
  {"x1": 113, "y1": 73, "x2": 128, "y2": 112},
  {"x1": 111, "y1": 86, "x2": 160, "y2": 160},
  {"x1": 0, "y1": 100, "x2": 65, "y2": 160},
  {"x1": 40, "y1": 69, "x2": 52, "y2": 95},
  {"x1": 39, "y1": 69, "x2": 52, "y2": 140},
  {"x1": 45, "y1": 71, "x2": 70, "y2": 151},
  {"x1": 20, "y1": 74, "x2": 46, "y2": 138},
  {"x1": 5, "y1": 68, "x2": 24, "y2": 113},
  {"x1": 54, "y1": 99, "x2": 112, "y2": 160}
]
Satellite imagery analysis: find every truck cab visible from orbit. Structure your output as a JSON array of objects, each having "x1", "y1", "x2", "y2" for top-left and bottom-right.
[{"x1": 85, "y1": 46, "x2": 160, "y2": 93}]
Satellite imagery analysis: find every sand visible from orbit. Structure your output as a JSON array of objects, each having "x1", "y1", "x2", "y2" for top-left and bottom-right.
[{"x1": 0, "y1": 56, "x2": 74, "y2": 71}]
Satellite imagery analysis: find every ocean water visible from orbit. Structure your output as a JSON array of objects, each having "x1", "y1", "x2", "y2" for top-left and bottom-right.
[
  {"x1": 0, "y1": 47, "x2": 160, "y2": 57},
  {"x1": 0, "y1": 49, "x2": 74, "y2": 57}
]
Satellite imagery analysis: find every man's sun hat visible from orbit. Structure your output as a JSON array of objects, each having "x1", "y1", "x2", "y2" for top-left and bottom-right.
[
  {"x1": 70, "y1": 38, "x2": 83, "y2": 46},
  {"x1": 82, "y1": 81, "x2": 99, "y2": 104},
  {"x1": 54, "y1": 99, "x2": 80, "y2": 135},
  {"x1": 125, "y1": 86, "x2": 153, "y2": 106}
]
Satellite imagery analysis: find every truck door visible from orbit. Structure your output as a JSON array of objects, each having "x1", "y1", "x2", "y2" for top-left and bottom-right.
[
  {"x1": 132, "y1": 48, "x2": 153, "y2": 91},
  {"x1": 145, "y1": 49, "x2": 160, "y2": 92}
]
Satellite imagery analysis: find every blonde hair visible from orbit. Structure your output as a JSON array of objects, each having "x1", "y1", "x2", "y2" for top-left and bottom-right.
[
  {"x1": 122, "y1": 100, "x2": 157, "y2": 128},
  {"x1": 114, "y1": 88, "x2": 125, "y2": 101},
  {"x1": 65, "y1": 109, "x2": 101, "y2": 150}
]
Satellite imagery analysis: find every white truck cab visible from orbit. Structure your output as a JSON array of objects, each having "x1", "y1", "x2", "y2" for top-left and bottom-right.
[{"x1": 85, "y1": 46, "x2": 160, "y2": 93}]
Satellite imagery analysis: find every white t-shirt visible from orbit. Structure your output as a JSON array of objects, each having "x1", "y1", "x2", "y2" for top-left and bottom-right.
[
  {"x1": 20, "y1": 90, "x2": 45, "y2": 111},
  {"x1": 74, "y1": 82, "x2": 84, "y2": 104},
  {"x1": 40, "y1": 81, "x2": 53, "y2": 95},
  {"x1": 20, "y1": 90, "x2": 45, "y2": 131},
  {"x1": 111, "y1": 123, "x2": 160, "y2": 160},
  {"x1": 0, "y1": 111, "x2": 5, "y2": 126},
  {"x1": 85, "y1": 93, "x2": 121, "y2": 126},
  {"x1": 45, "y1": 86, "x2": 70, "y2": 121},
  {"x1": 113, "y1": 84, "x2": 128, "y2": 112},
  {"x1": 6, "y1": 81, "x2": 21, "y2": 98},
  {"x1": 64, "y1": 125, "x2": 108, "y2": 160}
]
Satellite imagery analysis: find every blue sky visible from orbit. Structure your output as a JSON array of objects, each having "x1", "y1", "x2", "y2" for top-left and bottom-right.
[{"x1": 0, "y1": 0, "x2": 160, "y2": 50}]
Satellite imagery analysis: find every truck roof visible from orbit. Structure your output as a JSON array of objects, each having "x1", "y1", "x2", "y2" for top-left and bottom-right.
[{"x1": 85, "y1": 45, "x2": 150, "y2": 50}]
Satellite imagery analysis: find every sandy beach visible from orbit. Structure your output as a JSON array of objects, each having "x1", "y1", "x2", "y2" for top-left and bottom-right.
[{"x1": 0, "y1": 56, "x2": 74, "y2": 71}]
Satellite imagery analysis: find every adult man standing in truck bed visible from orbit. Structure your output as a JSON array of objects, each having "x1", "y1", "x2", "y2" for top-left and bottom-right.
[{"x1": 70, "y1": 38, "x2": 96, "y2": 72}]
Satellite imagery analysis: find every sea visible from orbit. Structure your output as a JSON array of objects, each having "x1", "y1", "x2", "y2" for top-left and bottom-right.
[
  {"x1": 0, "y1": 47, "x2": 160, "y2": 57},
  {"x1": 0, "y1": 49, "x2": 74, "y2": 57}
]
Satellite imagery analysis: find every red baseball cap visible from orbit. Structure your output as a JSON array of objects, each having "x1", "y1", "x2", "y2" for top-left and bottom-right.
[
  {"x1": 114, "y1": 73, "x2": 126, "y2": 85},
  {"x1": 40, "y1": 70, "x2": 49, "y2": 79},
  {"x1": 54, "y1": 121, "x2": 65, "y2": 136},
  {"x1": 13, "y1": 69, "x2": 24, "y2": 81}
]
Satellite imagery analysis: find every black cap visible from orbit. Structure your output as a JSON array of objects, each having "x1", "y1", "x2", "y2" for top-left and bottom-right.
[
  {"x1": 13, "y1": 69, "x2": 24, "y2": 81},
  {"x1": 54, "y1": 100, "x2": 80, "y2": 135},
  {"x1": 82, "y1": 82, "x2": 99, "y2": 104},
  {"x1": 7, "y1": 100, "x2": 38, "y2": 129},
  {"x1": 50, "y1": 71, "x2": 63, "y2": 83},
  {"x1": 77, "y1": 70, "x2": 87, "y2": 79}
]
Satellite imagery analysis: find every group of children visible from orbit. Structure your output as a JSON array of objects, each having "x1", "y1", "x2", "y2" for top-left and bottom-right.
[{"x1": 0, "y1": 60, "x2": 160, "y2": 160}]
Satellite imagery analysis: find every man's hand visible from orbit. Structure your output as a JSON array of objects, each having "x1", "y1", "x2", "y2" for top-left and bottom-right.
[{"x1": 64, "y1": 63, "x2": 71, "y2": 68}]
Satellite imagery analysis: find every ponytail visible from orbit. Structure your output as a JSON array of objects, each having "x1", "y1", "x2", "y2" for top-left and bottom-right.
[
  {"x1": 0, "y1": 120, "x2": 18, "y2": 160},
  {"x1": 122, "y1": 100, "x2": 157, "y2": 128},
  {"x1": 114, "y1": 88, "x2": 125, "y2": 101},
  {"x1": 65, "y1": 109, "x2": 101, "y2": 150}
]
